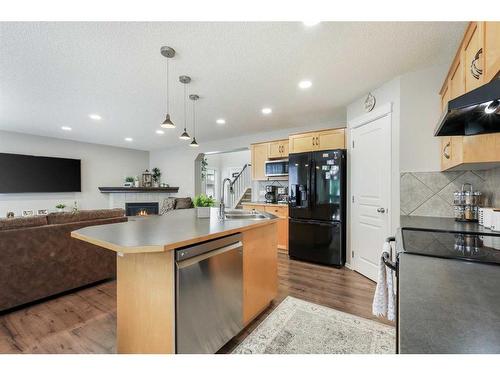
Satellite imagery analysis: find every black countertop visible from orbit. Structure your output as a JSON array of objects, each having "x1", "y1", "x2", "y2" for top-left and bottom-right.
[
  {"x1": 400, "y1": 215, "x2": 500, "y2": 236},
  {"x1": 397, "y1": 215, "x2": 500, "y2": 354},
  {"x1": 398, "y1": 253, "x2": 500, "y2": 354}
]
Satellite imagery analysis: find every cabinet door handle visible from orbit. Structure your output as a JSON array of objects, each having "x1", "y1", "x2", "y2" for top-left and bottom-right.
[
  {"x1": 471, "y1": 48, "x2": 483, "y2": 80},
  {"x1": 443, "y1": 142, "x2": 451, "y2": 159}
]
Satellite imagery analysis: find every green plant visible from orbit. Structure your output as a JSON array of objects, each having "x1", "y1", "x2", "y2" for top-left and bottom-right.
[
  {"x1": 193, "y1": 194, "x2": 215, "y2": 208},
  {"x1": 201, "y1": 157, "x2": 208, "y2": 180},
  {"x1": 55, "y1": 203, "x2": 66, "y2": 209},
  {"x1": 152, "y1": 167, "x2": 161, "y2": 183},
  {"x1": 125, "y1": 176, "x2": 135, "y2": 183}
]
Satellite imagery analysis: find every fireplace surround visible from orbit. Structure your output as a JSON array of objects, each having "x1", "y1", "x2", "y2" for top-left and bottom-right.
[{"x1": 125, "y1": 202, "x2": 159, "y2": 216}]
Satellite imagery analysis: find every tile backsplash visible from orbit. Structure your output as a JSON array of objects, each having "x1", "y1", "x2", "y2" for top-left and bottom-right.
[{"x1": 400, "y1": 167, "x2": 500, "y2": 217}]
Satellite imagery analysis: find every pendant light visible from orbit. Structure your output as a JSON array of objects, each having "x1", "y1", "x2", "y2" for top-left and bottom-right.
[
  {"x1": 189, "y1": 94, "x2": 200, "y2": 147},
  {"x1": 179, "y1": 75, "x2": 191, "y2": 140},
  {"x1": 160, "y1": 46, "x2": 176, "y2": 129}
]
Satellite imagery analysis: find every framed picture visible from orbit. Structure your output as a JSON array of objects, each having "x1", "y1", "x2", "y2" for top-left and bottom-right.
[
  {"x1": 22, "y1": 210, "x2": 34, "y2": 217},
  {"x1": 37, "y1": 209, "x2": 48, "y2": 215}
]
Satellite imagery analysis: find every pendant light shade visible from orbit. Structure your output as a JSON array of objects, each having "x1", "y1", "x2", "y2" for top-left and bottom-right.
[
  {"x1": 179, "y1": 75, "x2": 191, "y2": 139},
  {"x1": 160, "y1": 46, "x2": 176, "y2": 129},
  {"x1": 189, "y1": 94, "x2": 200, "y2": 147},
  {"x1": 189, "y1": 137, "x2": 199, "y2": 147},
  {"x1": 161, "y1": 114, "x2": 175, "y2": 129}
]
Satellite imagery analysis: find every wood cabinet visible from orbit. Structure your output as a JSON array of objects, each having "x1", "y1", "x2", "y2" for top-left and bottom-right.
[
  {"x1": 439, "y1": 22, "x2": 500, "y2": 171},
  {"x1": 289, "y1": 128, "x2": 345, "y2": 154},
  {"x1": 264, "y1": 205, "x2": 288, "y2": 252},
  {"x1": 250, "y1": 142, "x2": 269, "y2": 180},
  {"x1": 484, "y1": 22, "x2": 500, "y2": 82},
  {"x1": 242, "y1": 204, "x2": 289, "y2": 252},
  {"x1": 242, "y1": 223, "x2": 278, "y2": 325},
  {"x1": 268, "y1": 139, "x2": 289, "y2": 158},
  {"x1": 463, "y1": 22, "x2": 485, "y2": 92}
]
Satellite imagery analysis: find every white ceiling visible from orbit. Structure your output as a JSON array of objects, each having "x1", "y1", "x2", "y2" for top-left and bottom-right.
[{"x1": 0, "y1": 22, "x2": 466, "y2": 151}]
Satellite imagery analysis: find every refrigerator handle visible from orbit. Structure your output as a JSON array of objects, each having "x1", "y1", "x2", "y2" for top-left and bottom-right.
[{"x1": 309, "y1": 159, "x2": 315, "y2": 208}]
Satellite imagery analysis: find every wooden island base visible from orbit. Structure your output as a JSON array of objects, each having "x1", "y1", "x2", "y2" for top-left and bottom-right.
[{"x1": 114, "y1": 222, "x2": 277, "y2": 354}]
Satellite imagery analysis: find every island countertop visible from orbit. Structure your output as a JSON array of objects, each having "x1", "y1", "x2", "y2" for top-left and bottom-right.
[{"x1": 71, "y1": 208, "x2": 278, "y2": 254}]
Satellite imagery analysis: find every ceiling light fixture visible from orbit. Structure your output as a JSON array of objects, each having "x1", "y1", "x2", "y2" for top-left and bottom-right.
[
  {"x1": 303, "y1": 21, "x2": 320, "y2": 27},
  {"x1": 298, "y1": 80, "x2": 312, "y2": 89},
  {"x1": 156, "y1": 129, "x2": 165, "y2": 135},
  {"x1": 160, "y1": 46, "x2": 176, "y2": 129},
  {"x1": 179, "y1": 75, "x2": 192, "y2": 140},
  {"x1": 125, "y1": 137, "x2": 133, "y2": 142},
  {"x1": 216, "y1": 119, "x2": 226, "y2": 125},
  {"x1": 189, "y1": 94, "x2": 200, "y2": 147},
  {"x1": 61, "y1": 126, "x2": 72, "y2": 131},
  {"x1": 262, "y1": 107, "x2": 272, "y2": 115},
  {"x1": 88, "y1": 114, "x2": 102, "y2": 121}
]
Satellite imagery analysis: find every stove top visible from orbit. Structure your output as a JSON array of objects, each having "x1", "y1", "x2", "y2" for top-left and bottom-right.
[{"x1": 401, "y1": 228, "x2": 500, "y2": 265}]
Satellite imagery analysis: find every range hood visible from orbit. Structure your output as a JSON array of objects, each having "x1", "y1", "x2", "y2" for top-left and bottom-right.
[{"x1": 434, "y1": 78, "x2": 500, "y2": 136}]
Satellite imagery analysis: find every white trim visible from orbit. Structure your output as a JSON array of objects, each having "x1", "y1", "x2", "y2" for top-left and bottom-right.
[
  {"x1": 344, "y1": 262, "x2": 352, "y2": 270},
  {"x1": 348, "y1": 102, "x2": 393, "y2": 129},
  {"x1": 348, "y1": 102, "x2": 393, "y2": 278}
]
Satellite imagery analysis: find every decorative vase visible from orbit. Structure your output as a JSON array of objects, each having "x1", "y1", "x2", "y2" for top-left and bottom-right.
[
  {"x1": 134, "y1": 180, "x2": 140, "y2": 187},
  {"x1": 153, "y1": 181, "x2": 160, "y2": 188},
  {"x1": 197, "y1": 207, "x2": 211, "y2": 218},
  {"x1": 57, "y1": 208, "x2": 64, "y2": 213}
]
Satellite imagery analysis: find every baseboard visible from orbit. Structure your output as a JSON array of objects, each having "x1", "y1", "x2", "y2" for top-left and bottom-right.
[{"x1": 345, "y1": 262, "x2": 352, "y2": 270}]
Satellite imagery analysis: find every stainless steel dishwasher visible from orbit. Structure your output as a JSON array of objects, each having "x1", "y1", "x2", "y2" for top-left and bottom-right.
[{"x1": 175, "y1": 233, "x2": 243, "y2": 354}]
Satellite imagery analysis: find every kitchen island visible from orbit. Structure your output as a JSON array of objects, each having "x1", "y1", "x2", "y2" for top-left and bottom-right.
[{"x1": 71, "y1": 208, "x2": 279, "y2": 354}]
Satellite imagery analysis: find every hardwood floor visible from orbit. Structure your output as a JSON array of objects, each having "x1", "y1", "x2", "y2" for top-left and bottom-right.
[{"x1": 0, "y1": 253, "x2": 390, "y2": 354}]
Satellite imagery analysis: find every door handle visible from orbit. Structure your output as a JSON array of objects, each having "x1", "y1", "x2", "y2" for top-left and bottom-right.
[
  {"x1": 377, "y1": 207, "x2": 386, "y2": 213},
  {"x1": 443, "y1": 141, "x2": 451, "y2": 159}
]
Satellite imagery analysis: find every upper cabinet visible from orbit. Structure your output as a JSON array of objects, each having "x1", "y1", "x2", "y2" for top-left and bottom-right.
[
  {"x1": 289, "y1": 128, "x2": 346, "y2": 154},
  {"x1": 250, "y1": 142, "x2": 269, "y2": 180},
  {"x1": 268, "y1": 140, "x2": 289, "y2": 159},
  {"x1": 463, "y1": 22, "x2": 485, "y2": 92},
  {"x1": 439, "y1": 21, "x2": 500, "y2": 171},
  {"x1": 484, "y1": 22, "x2": 500, "y2": 82}
]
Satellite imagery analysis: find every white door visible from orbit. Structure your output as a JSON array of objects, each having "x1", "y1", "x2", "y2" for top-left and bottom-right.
[{"x1": 351, "y1": 112, "x2": 391, "y2": 281}]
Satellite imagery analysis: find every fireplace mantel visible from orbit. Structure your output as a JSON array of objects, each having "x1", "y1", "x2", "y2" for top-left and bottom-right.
[{"x1": 99, "y1": 187, "x2": 179, "y2": 193}]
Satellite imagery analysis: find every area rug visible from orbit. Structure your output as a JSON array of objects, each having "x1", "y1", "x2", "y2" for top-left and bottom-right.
[{"x1": 232, "y1": 296, "x2": 395, "y2": 354}]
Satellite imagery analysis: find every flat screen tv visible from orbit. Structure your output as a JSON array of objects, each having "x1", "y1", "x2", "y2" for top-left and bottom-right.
[{"x1": 0, "y1": 153, "x2": 81, "y2": 193}]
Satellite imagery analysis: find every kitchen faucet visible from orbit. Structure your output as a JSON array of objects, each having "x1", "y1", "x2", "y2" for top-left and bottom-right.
[{"x1": 219, "y1": 178, "x2": 233, "y2": 219}]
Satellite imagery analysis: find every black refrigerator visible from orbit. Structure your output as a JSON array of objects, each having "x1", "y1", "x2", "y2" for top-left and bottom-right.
[{"x1": 288, "y1": 149, "x2": 346, "y2": 267}]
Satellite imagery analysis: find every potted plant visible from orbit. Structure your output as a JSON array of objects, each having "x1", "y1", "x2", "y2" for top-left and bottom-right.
[
  {"x1": 55, "y1": 203, "x2": 66, "y2": 213},
  {"x1": 193, "y1": 194, "x2": 215, "y2": 218},
  {"x1": 124, "y1": 176, "x2": 135, "y2": 187},
  {"x1": 152, "y1": 168, "x2": 161, "y2": 188}
]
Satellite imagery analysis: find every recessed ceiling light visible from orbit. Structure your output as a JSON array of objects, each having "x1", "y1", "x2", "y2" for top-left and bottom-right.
[
  {"x1": 303, "y1": 21, "x2": 320, "y2": 27},
  {"x1": 61, "y1": 126, "x2": 72, "y2": 131},
  {"x1": 261, "y1": 108, "x2": 272, "y2": 115},
  {"x1": 216, "y1": 119, "x2": 226, "y2": 125},
  {"x1": 124, "y1": 137, "x2": 133, "y2": 142},
  {"x1": 156, "y1": 129, "x2": 165, "y2": 135},
  {"x1": 298, "y1": 80, "x2": 312, "y2": 89},
  {"x1": 89, "y1": 114, "x2": 102, "y2": 121}
]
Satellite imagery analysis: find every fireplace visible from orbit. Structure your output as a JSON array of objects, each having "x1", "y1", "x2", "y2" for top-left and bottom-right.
[{"x1": 125, "y1": 202, "x2": 159, "y2": 216}]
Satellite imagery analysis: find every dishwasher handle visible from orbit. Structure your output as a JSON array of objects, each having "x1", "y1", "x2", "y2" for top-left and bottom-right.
[{"x1": 176, "y1": 241, "x2": 243, "y2": 269}]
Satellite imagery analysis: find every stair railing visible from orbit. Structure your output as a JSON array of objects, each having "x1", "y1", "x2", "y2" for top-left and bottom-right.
[{"x1": 225, "y1": 163, "x2": 252, "y2": 209}]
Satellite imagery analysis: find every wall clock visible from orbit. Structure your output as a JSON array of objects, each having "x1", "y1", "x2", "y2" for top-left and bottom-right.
[{"x1": 364, "y1": 92, "x2": 376, "y2": 112}]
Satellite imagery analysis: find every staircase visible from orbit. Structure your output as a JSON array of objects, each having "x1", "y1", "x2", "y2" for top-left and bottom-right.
[
  {"x1": 224, "y1": 163, "x2": 252, "y2": 209},
  {"x1": 235, "y1": 187, "x2": 252, "y2": 209}
]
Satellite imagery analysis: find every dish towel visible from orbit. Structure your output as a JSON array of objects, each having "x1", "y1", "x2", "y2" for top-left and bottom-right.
[{"x1": 372, "y1": 241, "x2": 396, "y2": 321}]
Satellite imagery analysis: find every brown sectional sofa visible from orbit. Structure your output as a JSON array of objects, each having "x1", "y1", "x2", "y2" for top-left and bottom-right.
[{"x1": 0, "y1": 209, "x2": 127, "y2": 312}]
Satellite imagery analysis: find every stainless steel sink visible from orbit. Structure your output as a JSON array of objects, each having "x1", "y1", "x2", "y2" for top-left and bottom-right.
[{"x1": 222, "y1": 209, "x2": 273, "y2": 220}]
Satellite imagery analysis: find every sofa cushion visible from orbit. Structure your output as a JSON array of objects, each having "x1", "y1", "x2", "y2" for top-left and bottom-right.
[
  {"x1": 47, "y1": 208, "x2": 125, "y2": 225},
  {"x1": 175, "y1": 197, "x2": 194, "y2": 209},
  {"x1": 0, "y1": 216, "x2": 48, "y2": 231},
  {"x1": 160, "y1": 197, "x2": 176, "y2": 215}
]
